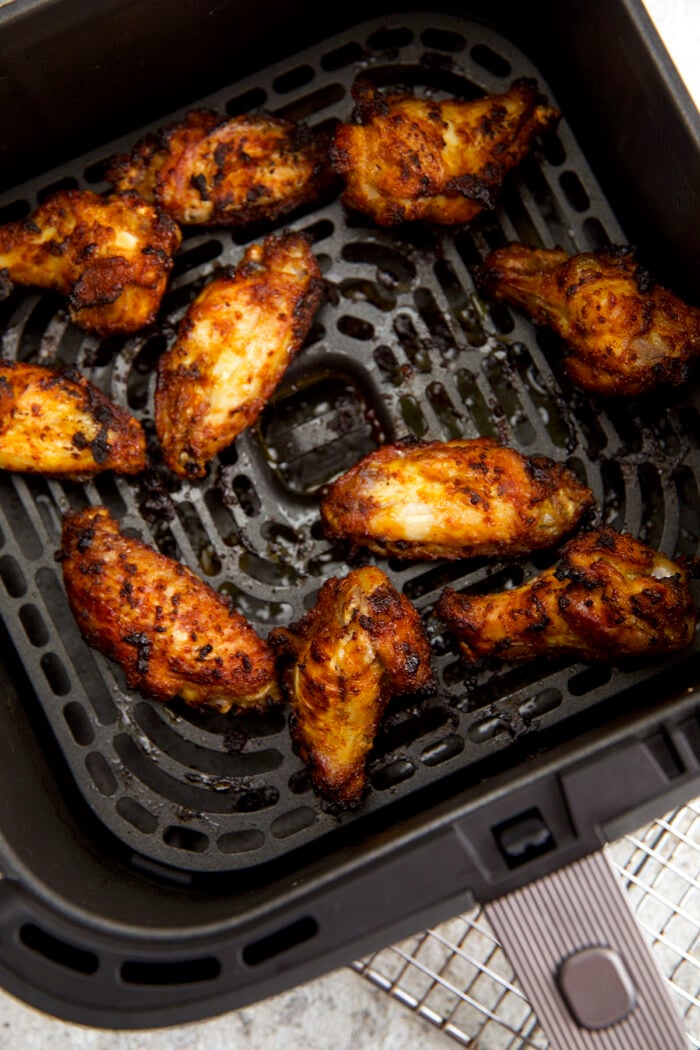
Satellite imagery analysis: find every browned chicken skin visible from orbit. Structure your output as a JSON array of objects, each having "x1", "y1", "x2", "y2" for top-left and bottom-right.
[
  {"x1": 321, "y1": 438, "x2": 594, "y2": 561},
  {"x1": 106, "y1": 109, "x2": 334, "y2": 227},
  {"x1": 61, "y1": 506, "x2": 279, "y2": 711},
  {"x1": 270, "y1": 566, "x2": 434, "y2": 806},
  {"x1": 475, "y1": 243, "x2": 700, "y2": 396},
  {"x1": 0, "y1": 360, "x2": 146, "y2": 477},
  {"x1": 331, "y1": 78, "x2": 559, "y2": 226},
  {"x1": 155, "y1": 231, "x2": 323, "y2": 478},
  {"x1": 0, "y1": 190, "x2": 181, "y2": 336},
  {"x1": 436, "y1": 527, "x2": 697, "y2": 665}
]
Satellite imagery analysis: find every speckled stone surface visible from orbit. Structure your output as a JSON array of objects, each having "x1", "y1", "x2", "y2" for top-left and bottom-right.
[
  {"x1": 0, "y1": 1, "x2": 696, "y2": 1047},
  {"x1": 0, "y1": 969, "x2": 454, "y2": 1048}
]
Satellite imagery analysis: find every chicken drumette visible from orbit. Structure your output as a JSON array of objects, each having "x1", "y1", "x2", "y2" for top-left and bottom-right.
[
  {"x1": 436, "y1": 527, "x2": 697, "y2": 665},
  {"x1": 106, "y1": 109, "x2": 334, "y2": 227},
  {"x1": 475, "y1": 243, "x2": 700, "y2": 396},
  {"x1": 61, "y1": 506, "x2": 278, "y2": 711},
  {"x1": 0, "y1": 360, "x2": 146, "y2": 477},
  {"x1": 155, "y1": 231, "x2": 323, "y2": 478},
  {"x1": 270, "y1": 566, "x2": 434, "y2": 807},
  {"x1": 331, "y1": 78, "x2": 559, "y2": 226},
  {"x1": 0, "y1": 190, "x2": 181, "y2": 336},
  {"x1": 321, "y1": 438, "x2": 593, "y2": 561}
]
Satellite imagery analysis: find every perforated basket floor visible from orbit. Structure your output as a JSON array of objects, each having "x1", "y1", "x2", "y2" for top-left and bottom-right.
[{"x1": 0, "y1": 12, "x2": 698, "y2": 875}]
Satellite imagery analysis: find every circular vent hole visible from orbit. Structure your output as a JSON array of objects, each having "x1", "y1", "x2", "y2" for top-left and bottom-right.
[
  {"x1": 217, "y1": 829, "x2": 265, "y2": 854},
  {"x1": 371, "y1": 758, "x2": 415, "y2": 790},
  {"x1": 0, "y1": 555, "x2": 26, "y2": 598},
  {"x1": 85, "y1": 751, "x2": 118, "y2": 796},
  {"x1": 421, "y1": 27, "x2": 465, "y2": 51},
  {"x1": 270, "y1": 806, "x2": 316, "y2": 839},
  {"x1": 321, "y1": 41, "x2": 364, "y2": 71},
  {"x1": 63, "y1": 701, "x2": 94, "y2": 746},
  {"x1": 163, "y1": 825, "x2": 209, "y2": 853},
  {"x1": 470, "y1": 43, "x2": 511, "y2": 77},
  {"x1": 367, "y1": 26, "x2": 413, "y2": 50},
  {"x1": 226, "y1": 86, "x2": 267, "y2": 115},
  {"x1": 568, "y1": 664, "x2": 612, "y2": 697},
  {"x1": 273, "y1": 64, "x2": 315, "y2": 94},
  {"x1": 41, "y1": 652, "x2": 71, "y2": 696},
  {"x1": 421, "y1": 734, "x2": 464, "y2": 767},
  {"x1": 117, "y1": 796, "x2": 158, "y2": 834}
]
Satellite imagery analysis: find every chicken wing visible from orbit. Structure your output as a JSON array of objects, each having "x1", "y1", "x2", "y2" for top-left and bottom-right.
[
  {"x1": 436, "y1": 527, "x2": 697, "y2": 664},
  {"x1": 106, "y1": 109, "x2": 334, "y2": 227},
  {"x1": 331, "y1": 78, "x2": 559, "y2": 226},
  {"x1": 0, "y1": 360, "x2": 146, "y2": 476},
  {"x1": 61, "y1": 506, "x2": 278, "y2": 711},
  {"x1": 270, "y1": 566, "x2": 434, "y2": 806},
  {"x1": 0, "y1": 190, "x2": 181, "y2": 336},
  {"x1": 155, "y1": 231, "x2": 323, "y2": 478},
  {"x1": 475, "y1": 243, "x2": 700, "y2": 396},
  {"x1": 321, "y1": 438, "x2": 594, "y2": 561}
]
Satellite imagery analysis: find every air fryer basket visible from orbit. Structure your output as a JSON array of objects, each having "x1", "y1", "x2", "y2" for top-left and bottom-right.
[{"x1": 0, "y1": 2, "x2": 698, "y2": 1031}]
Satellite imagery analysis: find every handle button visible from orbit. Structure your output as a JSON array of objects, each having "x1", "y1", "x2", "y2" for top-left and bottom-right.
[{"x1": 558, "y1": 946, "x2": 637, "y2": 1030}]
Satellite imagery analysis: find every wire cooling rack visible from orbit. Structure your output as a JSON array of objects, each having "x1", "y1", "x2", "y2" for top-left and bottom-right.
[{"x1": 354, "y1": 798, "x2": 700, "y2": 1048}]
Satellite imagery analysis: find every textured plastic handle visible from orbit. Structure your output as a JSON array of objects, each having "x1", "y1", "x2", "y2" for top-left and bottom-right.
[{"x1": 485, "y1": 850, "x2": 688, "y2": 1050}]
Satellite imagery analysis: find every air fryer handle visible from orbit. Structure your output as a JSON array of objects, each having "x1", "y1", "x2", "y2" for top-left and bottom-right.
[{"x1": 484, "y1": 849, "x2": 687, "y2": 1049}]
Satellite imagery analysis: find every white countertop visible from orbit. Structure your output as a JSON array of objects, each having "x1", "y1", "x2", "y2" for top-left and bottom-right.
[{"x1": 0, "y1": 1, "x2": 697, "y2": 1047}]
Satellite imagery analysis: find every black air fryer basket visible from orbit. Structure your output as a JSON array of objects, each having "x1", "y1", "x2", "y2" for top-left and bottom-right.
[{"x1": 0, "y1": 0, "x2": 698, "y2": 1037}]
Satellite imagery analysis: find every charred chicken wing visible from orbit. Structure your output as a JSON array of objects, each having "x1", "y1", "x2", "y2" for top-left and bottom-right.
[
  {"x1": 270, "y1": 566, "x2": 434, "y2": 806},
  {"x1": 0, "y1": 190, "x2": 181, "y2": 336},
  {"x1": 475, "y1": 243, "x2": 700, "y2": 396},
  {"x1": 61, "y1": 506, "x2": 278, "y2": 711},
  {"x1": 436, "y1": 527, "x2": 697, "y2": 664},
  {"x1": 331, "y1": 78, "x2": 559, "y2": 226},
  {"x1": 321, "y1": 438, "x2": 594, "y2": 561},
  {"x1": 155, "y1": 231, "x2": 323, "y2": 478},
  {"x1": 0, "y1": 360, "x2": 146, "y2": 476},
  {"x1": 106, "y1": 109, "x2": 334, "y2": 227}
]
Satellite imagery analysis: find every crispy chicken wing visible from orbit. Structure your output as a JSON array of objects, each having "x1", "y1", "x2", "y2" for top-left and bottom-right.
[
  {"x1": 321, "y1": 438, "x2": 594, "y2": 561},
  {"x1": 270, "y1": 566, "x2": 434, "y2": 806},
  {"x1": 0, "y1": 360, "x2": 146, "y2": 476},
  {"x1": 331, "y1": 78, "x2": 559, "y2": 226},
  {"x1": 436, "y1": 527, "x2": 697, "y2": 664},
  {"x1": 155, "y1": 231, "x2": 323, "y2": 478},
  {"x1": 475, "y1": 243, "x2": 700, "y2": 396},
  {"x1": 0, "y1": 190, "x2": 181, "y2": 336},
  {"x1": 61, "y1": 506, "x2": 278, "y2": 711},
  {"x1": 106, "y1": 109, "x2": 334, "y2": 227}
]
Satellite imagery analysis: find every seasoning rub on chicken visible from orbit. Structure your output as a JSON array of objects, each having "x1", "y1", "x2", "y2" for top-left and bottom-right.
[
  {"x1": 331, "y1": 78, "x2": 559, "y2": 226},
  {"x1": 106, "y1": 109, "x2": 334, "y2": 227},
  {"x1": 475, "y1": 243, "x2": 700, "y2": 396},
  {"x1": 155, "y1": 231, "x2": 323, "y2": 478},
  {"x1": 0, "y1": 360, "x2": 146, "y2": 477},
  {"x1": 0, "y1": 190, "x2": 181, "y2": 336},
  {"x1": 321, "y1": 438, "x2": 594, "y2": 561},
  {"x1": 270, "y1": 566, "x2": 434, "y2": 807},
  {"x1": 436, "y1": 527, "x2": 697, "y2": 665},
  {"x1": 61, "y1": 506, "x2": 278, "y2": 712}
]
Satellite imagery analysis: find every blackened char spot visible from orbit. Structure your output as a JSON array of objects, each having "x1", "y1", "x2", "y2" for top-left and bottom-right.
[
  {"x1": 634, "y1": 265, "x2": 654, "y2": 294},
  {"x1": 367, "y1": 584, "x2": 401, "y2": 616},
  {"x1": 76, "y1": 526, "x2": 95, "y2": 553},
  {"x1": 122, "y1": 632, "x2": 152, "y2": 675},
  {"x1": 450, "y1": 172, "x2": 500, "y2": 208},
  {"x1": 190, "y1": 173, "x2": 211, "y2": 201}
]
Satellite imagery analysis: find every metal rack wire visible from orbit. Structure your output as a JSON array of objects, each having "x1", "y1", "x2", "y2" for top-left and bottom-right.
[{"x1": 354, "y1": 798, "x2": 700, "y2": 1048}]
